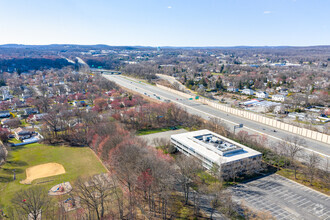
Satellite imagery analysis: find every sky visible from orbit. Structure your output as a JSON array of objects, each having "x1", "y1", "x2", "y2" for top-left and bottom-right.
[{"x1": 0, "y1": 0, "x2": 329, "y2": 47}]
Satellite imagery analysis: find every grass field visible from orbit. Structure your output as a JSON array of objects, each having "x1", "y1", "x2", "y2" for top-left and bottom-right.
[
  {"x1": 0, "y1": 143, "x2": 107, "y2": 210},
  {"x1": 137, "y1": 126, "x2": 184, "y2": 136},
  {"x1": 137, "y1": 127, "x2": 174, "y2": 135}
]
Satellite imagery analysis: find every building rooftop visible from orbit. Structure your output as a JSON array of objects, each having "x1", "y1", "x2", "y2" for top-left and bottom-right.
[
  {"x1": 171, "y1": 129, "x2": 262, "y2": 165},
  {"x1": 192, "y1": 133, "x2": 243, "y2": 156}
]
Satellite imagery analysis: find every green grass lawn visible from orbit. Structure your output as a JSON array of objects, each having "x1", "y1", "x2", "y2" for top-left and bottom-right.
[
  {"x1": 137, "y1": 126, "x2": 186, "y2": 136},
  {"x1": 20, "y1": 119, "x2": 30, "y2": 127},
  {"x1": 137, "y1": 127, "x2": 173, "y2": 135},
  {"x1": 8, "y1": 138, "x2": 21, "y2": 144},
  {"x1": 0, "y1": 143, "x2": 107, "y2": 210},
  {"x1": 210, "y1": 72, "x2": 223, "y2": 76}
]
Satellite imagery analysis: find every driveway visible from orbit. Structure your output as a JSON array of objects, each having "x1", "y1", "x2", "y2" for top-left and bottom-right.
[{"x1": 140, "y1": 128, "x2": 187, "y2": 146}]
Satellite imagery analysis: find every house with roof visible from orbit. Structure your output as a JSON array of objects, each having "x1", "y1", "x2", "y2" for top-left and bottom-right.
[
  {"x1": 0, "y1": 111, "x2": 11, "y2": 118},
  {"x1": 272, "y1": 94, "x2": 287, "y2": 102},
  {"x1": 241, "y1": 89, "x2": 255, "y2": 95},
  {"x1": 28, "y1": 113, "x2": 48, "y2": 122},
  {"x1": 24, "y1": 108, "x2": 39, "y2": 115},
  {"x1": 255, "y1": 91, "x2": 269, "y2": 99},
  {"x1": 13, "y1": 127, "x2": 36, "y2": 141},
  {"x1": 227, "y1": 87, "x2": 239, "y2": 93}
]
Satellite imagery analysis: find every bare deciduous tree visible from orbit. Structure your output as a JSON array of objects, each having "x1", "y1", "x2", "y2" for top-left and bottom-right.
[
  {"x1": 277, "y1": 136, "x2": 305, "y2": 179},
  {"x1": 74, "y1": 175, "x2": 114, "y2": 220},
  {"x1": 11, "y1": 186, "x2": 52, "y2": 220},
  {"x1": 207, "y1": 182, "x2": 223, "y2": 219},
  {"x1": 110, "y1": 141, "x2": 149, "y2": 219},
  {"x1": 42, "y1": 111, "x2": 62, "y2": 141},
  {"x1": 304, "y1": 153, "x2": 320, "y2": 185},
  {"x1": 175, "y1": 155, "x2": 202, "y2": 204},
  {"x1": 0, "y1": 145, "x2": 7, "y2": 167},
  {"x1": 206, "y1": 117, "x2": 229, "y2": 137},
  {"x1": 172, "y1": 82, "x2": 182, "y2": 91},
  {"x1": 152, "y1": 137, "x2": 176, "y2": 153}
]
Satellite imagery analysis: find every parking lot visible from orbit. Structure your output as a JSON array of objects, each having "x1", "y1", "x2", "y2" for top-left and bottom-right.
[{"x1": 230, "y1": 174, "x2": 330, "y2": 220}]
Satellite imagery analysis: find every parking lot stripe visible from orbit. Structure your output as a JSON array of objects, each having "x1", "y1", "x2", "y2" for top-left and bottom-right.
[{"x1": 298, "y1": 200, "x2": 311, "y2": 207}]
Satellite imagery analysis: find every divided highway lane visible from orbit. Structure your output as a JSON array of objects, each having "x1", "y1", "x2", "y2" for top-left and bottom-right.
[{"x1": 104, "y1": 75, "x2": 330, "y2": 165}]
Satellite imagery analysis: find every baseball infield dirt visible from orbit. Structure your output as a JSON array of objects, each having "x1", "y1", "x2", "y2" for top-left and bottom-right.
[{"x1": 20, "y1": 162, "x2": 65, "y2": 184}]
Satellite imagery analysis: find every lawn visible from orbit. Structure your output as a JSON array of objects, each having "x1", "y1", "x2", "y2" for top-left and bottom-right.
[
  {"x1": 210, "y1": 72, "x2": 223, "y2": 76},
  {"x1": 137, "y1": 127, "x2": 173, "y2": 135},
  {"x1": 0, "y1": 143, "x2": 107, "y2": 210},
  {"x1": 8, "y1": 138, "x2": 21, "y2": 144},
  {"x1": 137, "y1": 126, "x2": 183, "y2": 136}
]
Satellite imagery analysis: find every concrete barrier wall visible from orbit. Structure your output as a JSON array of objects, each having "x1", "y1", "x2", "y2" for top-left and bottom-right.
[{"x1": 155, "y1": 84, "x2": 330, "y2": 144}]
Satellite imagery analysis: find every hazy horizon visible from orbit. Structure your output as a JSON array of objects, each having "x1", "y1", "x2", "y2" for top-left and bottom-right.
[{"x1": 1, "y1": 43, "x2": 330, "y2": 48}]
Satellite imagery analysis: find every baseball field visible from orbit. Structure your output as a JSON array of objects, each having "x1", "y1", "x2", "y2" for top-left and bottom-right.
[{"x1": 0, "y1": 142, "x2": 107, "y2": 210}]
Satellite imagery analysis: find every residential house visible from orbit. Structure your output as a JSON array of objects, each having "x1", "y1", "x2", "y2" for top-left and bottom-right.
[
  {"x1": 0, "y1": 86, "x2": 13, "y2": 100},
  {"x1": 288, "y1": 112, "x2": 306, "y2": 120},
  {"x1": 29, "y1": 113, "x2": 47, "y2": 122},
  {"x1": 13, "y1": 127, "x2": 36, "y2": 141},
  {"x1": 1, "y1": 118, "x2": 10, "y2": 125},
  {"x1": 24, "y1": 108, "x2": 39, "y2": 115},
  {"x1": 272, "y1": 94, "x2": 287, "y2": 102},
  {"x1": 227, "y1": 87, "x2": 239, "y2": 93},
  {"x1": 1, "y1": 118, "x2": 19, "y2": 128},
  {"x1": 241, "y1": 89, "x2": 255, "y2": 95},
  {"x1": 0, "y1": 110, "x2": 11, "y2": 118},
  {"x1": 266, "y1": 88, "x2": 275, "y2": 94},
  {"x1": 255, "y1": 91, "x2": 269, "y2": 99}
]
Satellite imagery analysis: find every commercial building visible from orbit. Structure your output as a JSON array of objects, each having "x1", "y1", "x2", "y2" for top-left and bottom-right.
[{"x1": 171, "y1": 130, "x2": 262, "y2": 177}]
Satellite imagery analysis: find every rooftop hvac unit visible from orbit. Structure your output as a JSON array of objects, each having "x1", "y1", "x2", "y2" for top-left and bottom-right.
[
  {"x1": 203, "y1": 136, "x2": 208, "y2": 142},
  {"x1": 203, "y1": 135, "x2": 212, "y2": 142},
  {"x1": 211, "y1": 137, "x2": 219, "y2": 143}
]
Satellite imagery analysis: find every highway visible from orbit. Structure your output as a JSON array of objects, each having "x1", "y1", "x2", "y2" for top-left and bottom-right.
[{"x1": 103, "y1": 74, "x2": 330, "y2": 168}]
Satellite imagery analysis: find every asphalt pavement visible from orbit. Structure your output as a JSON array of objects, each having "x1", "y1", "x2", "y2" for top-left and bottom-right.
[{"x1": 230, "y1": 174, "x2": 330, "y2": 220}]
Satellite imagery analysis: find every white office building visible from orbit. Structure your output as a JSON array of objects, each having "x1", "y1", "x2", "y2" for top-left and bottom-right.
[{"x1": 171, "y1": 130, "x2": 262, "y2": 177}]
